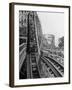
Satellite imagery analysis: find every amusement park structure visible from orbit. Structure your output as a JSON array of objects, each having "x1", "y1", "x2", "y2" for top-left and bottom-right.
[{"x1": 19, "y1": 11, "x2": 64, "y2": 79}]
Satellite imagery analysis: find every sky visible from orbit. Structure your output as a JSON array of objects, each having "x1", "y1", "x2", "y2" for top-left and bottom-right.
[{"x1": 37, "y1": 12, "x2": 64, "y2": 46}]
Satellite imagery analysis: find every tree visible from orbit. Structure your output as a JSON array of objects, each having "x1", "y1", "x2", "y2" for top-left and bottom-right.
[{"x1": 58, "y1": 36, "x2": 64, "y2": 49}]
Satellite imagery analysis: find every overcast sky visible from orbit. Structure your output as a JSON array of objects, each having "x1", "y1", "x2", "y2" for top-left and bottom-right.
[{"x1": 37, "y1": 12, "x2": 64, "y2": 46}]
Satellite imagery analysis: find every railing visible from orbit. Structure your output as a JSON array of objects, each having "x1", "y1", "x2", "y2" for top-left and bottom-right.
[{"x1": 19, "y1": 42, "x2": 27, "y2": 71}]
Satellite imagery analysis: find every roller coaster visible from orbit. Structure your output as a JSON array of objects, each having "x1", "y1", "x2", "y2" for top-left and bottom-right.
[{"x1": 19, "y1": 11, "x2": 64, "y2": 79}]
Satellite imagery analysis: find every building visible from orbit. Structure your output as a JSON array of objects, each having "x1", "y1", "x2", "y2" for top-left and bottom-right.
[{"x1": 44, "y1": 34, "x2": 55, "y2": 49}]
